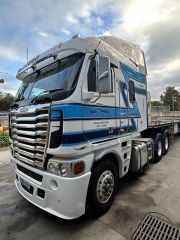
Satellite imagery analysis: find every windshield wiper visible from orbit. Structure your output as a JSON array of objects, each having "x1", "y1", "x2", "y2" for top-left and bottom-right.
[
  {"x1": 10, "y1": 96, "x2": 25, "y2": 108},
  {"x1": 31, "y1": 88, "x2": 64, "y2": 104},
  {"x1": 10, "y1": 102, "x2": 20, "y2": 108}
]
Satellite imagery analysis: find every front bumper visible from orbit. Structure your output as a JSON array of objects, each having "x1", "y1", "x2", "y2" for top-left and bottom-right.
[{"x1": 11, "y1": 157, "x2": 91, "y2": 219}]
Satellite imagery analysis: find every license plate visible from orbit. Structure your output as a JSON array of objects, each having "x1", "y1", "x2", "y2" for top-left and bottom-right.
[{"x1": 20, "y1": 178, "x2": 33, "y2": 194}]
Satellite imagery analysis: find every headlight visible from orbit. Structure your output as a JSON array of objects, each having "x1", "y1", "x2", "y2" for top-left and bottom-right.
[
  {"x1": 56, "y1": 164, "x2": 69, "y2": 177},
  {"x1": 47, "y1": 163, "x2": 56, "y2": 174},
  {"x1": 47, "y1": 160, "x2": 85, "y2": 177}
]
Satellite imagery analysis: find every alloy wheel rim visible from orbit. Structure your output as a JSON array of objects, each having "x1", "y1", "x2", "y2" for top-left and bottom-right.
[{"x1": 96, "y1": 170, "x2": 114, "y2": 204}]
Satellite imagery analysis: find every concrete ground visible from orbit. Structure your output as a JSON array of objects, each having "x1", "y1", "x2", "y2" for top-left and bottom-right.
[{"x1": 0, "y1": 138, "x2": 180, "y2": 240}]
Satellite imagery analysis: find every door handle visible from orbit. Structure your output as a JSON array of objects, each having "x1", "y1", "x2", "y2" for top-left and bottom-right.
[{"x1": 108, "y1": 127, "x2": 114, "y2": 134}]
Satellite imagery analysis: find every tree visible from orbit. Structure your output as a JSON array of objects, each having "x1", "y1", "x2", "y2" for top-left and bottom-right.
[
  {"x1": 0, "y1": 93, "x2": 14, "y2": 111},
  {"x1": 151, "y1": 101, "x2": 163, "y2": 106},
  {"x1": 160, "y1": 86, "x2": 180, "y2": 111}
]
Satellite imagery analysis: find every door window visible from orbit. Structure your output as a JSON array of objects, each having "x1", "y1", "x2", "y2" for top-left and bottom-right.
[
  {"x1": 87, "y1": 59, "x2": 97, "y2": 92},
  {"x1": 129, "y1": 80, "x2": 135, "y2": 103}
]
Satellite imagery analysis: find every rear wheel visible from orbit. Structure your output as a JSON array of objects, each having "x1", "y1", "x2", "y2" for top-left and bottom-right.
[
  {"x1": 153, "y1": 133, "x2": 163, "y2": 162},
  {"x1": 163, "y1": 131, "x2": 169, "y2": 155},
  {"x1": 86, "y1": 160, "x2": 118, "y2": 217}
]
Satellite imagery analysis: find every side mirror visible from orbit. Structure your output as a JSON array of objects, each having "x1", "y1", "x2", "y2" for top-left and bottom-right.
[
  {"x1": 99, "y1": 71, "x2": 109, "y2": 81},
  {"x1": 98, "y1": 56, "x2": 111, "y2": 93}
]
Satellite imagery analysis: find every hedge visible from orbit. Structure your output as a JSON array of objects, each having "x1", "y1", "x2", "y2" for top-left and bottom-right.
[{"x1": 0, "y1": 131, "x2": 9, "y2": 147}]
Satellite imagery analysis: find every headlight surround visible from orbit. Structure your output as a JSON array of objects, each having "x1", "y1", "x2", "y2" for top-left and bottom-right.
[{"x1": 47, "y1": 160, "x2": 85, "y2": 177}]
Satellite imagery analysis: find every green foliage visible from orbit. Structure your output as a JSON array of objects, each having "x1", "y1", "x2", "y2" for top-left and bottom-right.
[
  {"x1": 160, "y1": 86, "x2": 180, "y2": 111},
  {"x1": 151, "y1": 101, "x2": 163, "y2": 106},
  {"x1": 0, "y1": 93, "x2": 14, "y2": 111},
  {"x1": 0, "y1": 131, "x2": 9, "y2": 147}
]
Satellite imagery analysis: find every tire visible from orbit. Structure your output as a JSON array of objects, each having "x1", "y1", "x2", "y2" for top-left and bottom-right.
[
  {"x1": 86, "y1": 160, "x2": 118, "y2": 217},
  {"x1": 163, "y1": 130, "x2": 169, "y2": 155},
  {"x1": 153, "y1": 133, "x2": 163, "y2": 162}
]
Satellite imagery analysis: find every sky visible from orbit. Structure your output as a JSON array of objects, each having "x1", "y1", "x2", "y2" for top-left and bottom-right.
[{"x1": 0, "y1": 0, "x2": 180, "y2": 100}]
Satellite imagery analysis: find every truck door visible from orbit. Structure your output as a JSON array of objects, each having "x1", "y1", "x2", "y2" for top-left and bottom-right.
[
  {"x1": 118, "y1": 63, "x2": 142, "y2": 134},
  {"x1": 113, "y1": 67, "x2": 130, "y2": 134},
  {"x1": 82, "y1": 55, "x2": 117, "y2": 143}
]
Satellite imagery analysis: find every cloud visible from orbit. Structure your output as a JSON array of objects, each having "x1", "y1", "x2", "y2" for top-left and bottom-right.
[
  {"x1": 61, "y1": 29, "x2": 71, "y2": 36},
  {"x1": 0, "y1": 44, "x2": 24, "y2": 62},
  {"x1": 66, "y1": 14, "x2": 79, "y2": 24},
  {"x1": 147, "y1": 17, "x2": 180, "y2": 65},
  {"x1": 0, "y1": 0, "x2": 179, "y2": 100},
  {"x1": 0, "y1": 73, "x2": 21, "y2": 96},
  {"x1": 107, "y1": 0, "x2": 180, "y2": 99},
  {"x1": 39, "y1": 31, "x2": 48, "y2": 37}
]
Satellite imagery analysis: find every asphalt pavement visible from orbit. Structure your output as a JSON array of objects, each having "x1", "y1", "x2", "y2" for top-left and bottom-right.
[{"x1": 0, "y1": 138, "x2": 180, "y2": 240}]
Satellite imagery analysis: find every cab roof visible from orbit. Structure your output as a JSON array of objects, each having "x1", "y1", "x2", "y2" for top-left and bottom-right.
[{"x1": 17, "y1": 36, "x2": 146, "y2": 80}]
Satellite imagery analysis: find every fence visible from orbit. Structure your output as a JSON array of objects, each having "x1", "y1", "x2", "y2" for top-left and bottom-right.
[{"x1": 151, "y1": 105, "x2": 170, "y2": 112}]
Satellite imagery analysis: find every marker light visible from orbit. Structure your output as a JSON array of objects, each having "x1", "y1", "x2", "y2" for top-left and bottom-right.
[{"x1": 74, "y1": 162, "x2": 85, "y2": 175}]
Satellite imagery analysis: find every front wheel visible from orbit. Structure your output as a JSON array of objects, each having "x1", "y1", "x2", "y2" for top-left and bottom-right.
[{"x1": 86, "y1": 160, "x2": 118, "y2": 217}]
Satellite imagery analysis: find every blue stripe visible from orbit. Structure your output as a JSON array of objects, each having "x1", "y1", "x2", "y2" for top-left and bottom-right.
[
  {"x1": 135, "y1": 87, "x2": 147, "y2": 95},
  {"x1": 51, "y1": 109, "x2": 62, "y2": 121},
  {"x1": 61, "y1": 125, "x2": 136, "y2": 146},
  {"x1": 51, "y1": 104, "x2": 141, "y2": 121},
  {"x1": 119, "y1": 63, "x2": 147, "y2": 133},
  {"x1": 120, "y1": 63, "x2": 146, "y2": 84}
]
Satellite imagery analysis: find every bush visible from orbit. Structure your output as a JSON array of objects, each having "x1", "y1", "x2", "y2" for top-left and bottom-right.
[{"x1": 0, "y1": 131, "x2": 9, "y2": 147}]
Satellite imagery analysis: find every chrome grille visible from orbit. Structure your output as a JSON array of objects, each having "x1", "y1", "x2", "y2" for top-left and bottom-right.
[{"x1": 10, "y1": 104, "x2": 50, "y2": 168}]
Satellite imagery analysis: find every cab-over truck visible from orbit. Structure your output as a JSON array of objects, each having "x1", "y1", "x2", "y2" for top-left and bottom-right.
[{"x1": 9, "y1": 36, "x2": 180, "y2": 219}]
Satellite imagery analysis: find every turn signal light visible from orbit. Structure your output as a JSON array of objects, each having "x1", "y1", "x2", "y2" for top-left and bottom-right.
[{"x1": 74, "y1": 162, "x2": 85, "y2": 175}]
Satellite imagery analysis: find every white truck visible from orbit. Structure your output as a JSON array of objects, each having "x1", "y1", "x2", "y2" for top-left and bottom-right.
[{"x1": 9, "y1": 36, "x2": 180, "y2": 219}]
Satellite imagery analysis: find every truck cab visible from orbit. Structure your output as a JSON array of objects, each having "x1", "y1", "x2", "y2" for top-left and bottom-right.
[{"x1": 10, "y1": 36, "x2": 152, "y2": 219}]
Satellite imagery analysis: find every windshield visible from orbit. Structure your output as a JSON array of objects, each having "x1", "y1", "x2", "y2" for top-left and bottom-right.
[{"x1": 15, "y1": 53, "x2": 84, "y2": 101}]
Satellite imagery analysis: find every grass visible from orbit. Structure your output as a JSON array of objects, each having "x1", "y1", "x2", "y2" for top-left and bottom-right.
[{"x1": 0, "y1": 131, "x2": 9, "y2": 147}]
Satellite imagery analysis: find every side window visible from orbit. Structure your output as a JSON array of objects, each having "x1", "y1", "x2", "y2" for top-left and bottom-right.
[
  {"x1": 129, "y1": 80, "x2": 135, "y2": 103},
  {"x1": 110, "y1": 68, "x2": 114, "y2": 93},
  {"x1": 88, "y1": 59, "x2": 97, "y2": 92}
]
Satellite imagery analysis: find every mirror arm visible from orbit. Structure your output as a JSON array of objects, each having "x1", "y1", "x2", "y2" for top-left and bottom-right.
[{"x1": 90, "y1": 92, "x2": 101, "y2": 103}]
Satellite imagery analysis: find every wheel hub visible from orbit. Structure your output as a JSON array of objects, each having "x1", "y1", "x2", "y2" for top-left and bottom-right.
[{"x1": 96, "y1": 170, "x2": 114, "y2": 204}]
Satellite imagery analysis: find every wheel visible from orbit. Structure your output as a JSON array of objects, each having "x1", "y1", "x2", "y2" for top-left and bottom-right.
[
  {"x1": 86, "y1": 160, "x2": 118, "y2": 217},
  {"x1": 153, "y1": 133, "x2": 163, "y2": 162},
  {"x1": 163, "y1": 130, "x2": 169, "y2": 155}
]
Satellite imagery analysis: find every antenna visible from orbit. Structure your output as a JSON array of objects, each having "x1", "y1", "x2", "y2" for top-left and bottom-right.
[{"x1": 27, "y1": 47, "x2": 29, "y2": 63}]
